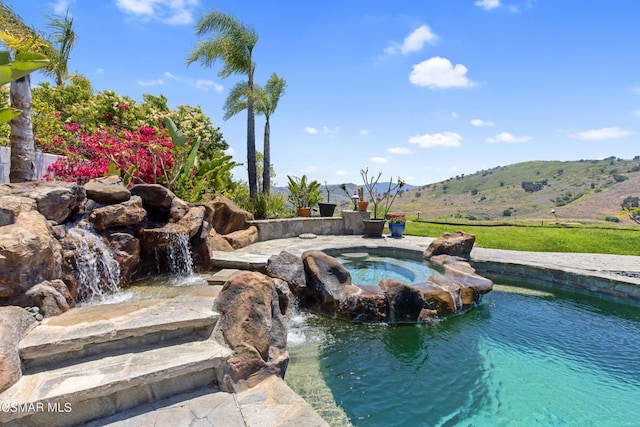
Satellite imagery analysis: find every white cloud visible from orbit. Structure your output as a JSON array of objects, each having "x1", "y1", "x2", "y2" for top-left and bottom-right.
[
  {"x1": 408, "y1": 132, "x2": 463, "y2": 148},
  {"x1": 51, "y1": 0, "x2": 75, "y2": 14},
  {"x1": 164, "y1": 71, "x2": 179, "y2": 80},
  {"x1": 568, "y1": 126, "x2": 632, "y2": 141},
  {"x1": 475, "y1": 0, "x2": 500, "y2": 10},
  {"x1": 95, "y1": 67, "x2": 104, "y2": 75},
  {"x1": 385, "y1": 24, "x2": 438, "y2": 55},
  {"x1": 323, "y1": 126, "x2": 340, "y2": 135},
  {"x1": 470, "y1": 118, "x2": 494, "y2": 127},
  {"x1": 360, "y1": 129, "x2": 370, "y2": 136},
  {"x1": 633, "y1": 110, "x2": 640, "y2": 117},
  {"x1": 305, "y1": 127, "x2": 319, "y2": 134},
  {"x1": 410, "y1": 57, "x2": 475, "y2": 89},
  {"x1": 301, "y1": 166, "x2": 318, "y2": 174},
  {"x1": 387, "y1": 147, "x2": 413, "y2": 155},
  {"x1": 371, "y1": 157, "x2": 389, "y2": 164},
  {"x1": 115, "y1": 0, "x2": 198, "y2": 25},
  {"x1": 486, "y1": 132, "x2": 532, "y2": 143},
  {"x1": 335, "y1": 170, "x2": 348, "y2": 176},
  {"x1": 224, "y1": 147, "x2": 236, "y2": 155},
  {"x1": 138, "y1": 78, "x2": 165, "y2": 86},
  {"x1": 195, "y1": 79, "x2": 223, "y2": 92}
]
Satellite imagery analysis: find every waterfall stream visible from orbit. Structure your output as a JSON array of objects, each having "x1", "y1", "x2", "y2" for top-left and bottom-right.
[
  {"x1": 67, "y1": 222, "x2": 121, "y2": 303},
  {"x1": 153, "y1": 231, "x2": 194, "y2": 276}
]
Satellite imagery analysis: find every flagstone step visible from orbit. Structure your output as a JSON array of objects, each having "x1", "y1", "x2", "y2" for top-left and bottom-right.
[
  {"x1": 0, "y1": 338, "x2": 232, "y2": 427},
  {"x1": 86, "y1": 375, "x2": 331, "y2": 427},
  {"x1": 19, "y1": 296, "x2": 219, "y2": 369}
]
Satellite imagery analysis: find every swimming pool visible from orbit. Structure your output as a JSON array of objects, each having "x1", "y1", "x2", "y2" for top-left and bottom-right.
[{"x1": 285, "y1": 279, "x2": 640, "y2": 426}]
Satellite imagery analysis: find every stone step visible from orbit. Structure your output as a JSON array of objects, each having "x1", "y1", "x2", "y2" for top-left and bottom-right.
[
  {"x1": 18, "y1": 296, "x2": 219, "y2": 369},
  {"x1": 0, "y1": 338, "x2": 232, "y2": 427},
  {"x1": 205, "y1": 268, "x2": 243, "y2": 285},
  {"x1": 86, "y1": 376, "x2": 331, "y2": 427}
]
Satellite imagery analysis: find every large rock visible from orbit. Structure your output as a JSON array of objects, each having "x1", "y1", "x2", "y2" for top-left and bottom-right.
[
  {"x1": 206, "y1": 227, "x2": 235, "y2": 252},
  {"x1": 213, "y1": 272, "x2": 288, "y2": 392},
  {"x1": 6, "y1": 182, "x2": 85, "y2": 224},
  {"x1": 203, "y1": 194, "x2": 254, "y2": 235},
  {"x1": 88, "y1": 195, "x2": 147, "y2": 232},
  {"x1": 266, "y1": 251, "x2": 307, "y2": 297},
  {"x1": 106, "y1": 232, "x2": 141, "y2": 283},
  {"x1": 25, "y1": 279, "x2": 74, "y2": 317},
  {"x1": 379, "y1": 279, "x2": 425, "y2": 323},
  {"x1": 130, "y1": 184, "x2": 175, "y2": 221},
  {"x1": 0, "y1": 195, "x2": 35, "y2": 226},
  {"x1": 301, "y1": 250, "x2": 360, "y2": 316},
  {"x1": 169, "y1": 197, "x2": 192, "y2": 222},
  {"x1": 0, "y1": 306, "x2": 37, "y2": 393},
  {"x1": 339, "y1": 285, "x2": 388, "y2": 322},
  {"x1": 140, "y1": 222, "x2": 189, "y2": 250},
  {"x1": 0, "y1": 211, "x2": 62, "y2": 299},
  {"x1": 177, "y1": 205, "x2": 205, "y2": 238},
  {"x1": 424, "y1": 230, "x2": 476, "y2": 259},
  {"x1": 223, "y1": 225, "x2": 259, "y2": 249},
  {"x1": 84, "y1": 175, "x2": 131, "y2": 204}
]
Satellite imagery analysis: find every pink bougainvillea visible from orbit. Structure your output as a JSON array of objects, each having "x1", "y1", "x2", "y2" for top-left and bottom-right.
[{"x1": 46, "y1": 124, "x2": 174, "y2": 186}]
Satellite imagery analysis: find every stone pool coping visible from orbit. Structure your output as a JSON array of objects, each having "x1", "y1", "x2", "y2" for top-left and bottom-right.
[{"x1": 211, "y1": 234, "x2": 640, "y2": 301}]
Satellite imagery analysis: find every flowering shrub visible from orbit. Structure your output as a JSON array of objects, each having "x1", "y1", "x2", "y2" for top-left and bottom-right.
[
  {"x1": 165, "y1": 104, "x2": 228, "y2": 160},
  {"x1": 28, "y1": 81, "x2": 233, "y2": 200},
  {"x1": 388, "y1": 213, "x2": 406, "y2": 223},
  {"x1": 45, "y1": 125, "x2": 174, "y2": 185}
]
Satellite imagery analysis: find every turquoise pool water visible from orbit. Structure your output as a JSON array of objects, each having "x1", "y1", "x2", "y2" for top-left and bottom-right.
[
  {"x1": 285, "y1": 280, "x2": 640, "y2": 426},
  {"x1": 335, "y1": 252, "x2": 434, "y2": 285}
]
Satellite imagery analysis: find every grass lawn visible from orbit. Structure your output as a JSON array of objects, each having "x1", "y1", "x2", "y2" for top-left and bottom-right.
[{"x1": 405, "y1": 221, "x2": 640, "y2": 256}]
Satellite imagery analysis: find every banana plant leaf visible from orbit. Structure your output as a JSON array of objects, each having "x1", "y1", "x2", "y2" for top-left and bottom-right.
[{"x1": 0, "y1": 52, "x2": 49, "y2": 86}]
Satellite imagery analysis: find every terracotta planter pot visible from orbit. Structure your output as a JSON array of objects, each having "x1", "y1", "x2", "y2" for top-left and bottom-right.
[
  {"x1": 297, "y1": 207, "x2": 311, "y2": 217},
  {"x1": 357, "y1": 201, "x2": 369, "y2": 212}
]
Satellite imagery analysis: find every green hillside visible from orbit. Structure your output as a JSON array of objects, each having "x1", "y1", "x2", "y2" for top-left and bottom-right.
[{"x1": 392, "y1": 156, "x2": 640, "y2": 224}]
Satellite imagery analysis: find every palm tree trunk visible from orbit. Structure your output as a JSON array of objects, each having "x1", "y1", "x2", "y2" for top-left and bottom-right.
[
  {"x1": 247, "y1": 77, "x2": 257, "y2": 199},
  {"x1": 262, "y1": 119, "x2": 271, "y2": 193},
  {"x1": 9, "y1": 75, "x2": 35, "y2": 182}
]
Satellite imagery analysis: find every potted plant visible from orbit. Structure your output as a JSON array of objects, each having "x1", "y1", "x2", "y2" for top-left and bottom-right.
[
  {"x1": 318, "y1": 181, "x2": 337, "y2": 217},
  {"x1": 287, "y1": 175, "x2": 321, "y2": 217},
  {"x1": 388, "y1": 213, "x2": 406, "y2": 238},
  {"x1": 360, "y1": 168, "x2": 405, "y2": 237}
]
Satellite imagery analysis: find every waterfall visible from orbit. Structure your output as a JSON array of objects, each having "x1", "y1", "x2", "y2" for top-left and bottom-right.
[
  {"x1": 67, "y1": 222, "x2": 121, "y2": 303},
  {"x1": 153, "y1": 231, "x2": 194, "y2": 276},
  {"x1": 448, "y1": 288, "x2": 462, "y2": 312}
]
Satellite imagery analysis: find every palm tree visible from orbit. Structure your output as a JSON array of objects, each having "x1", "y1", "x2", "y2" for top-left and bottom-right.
[
  {"x1": 255, "y1": 73, "x2": 286, "y2": 193},
  {"x1": 0, "y1": 2, "x2": 51, "y2": 182},
  {"x1": 186, "y1": 11, "x2": 259, "y2": 198},
  {"x1": 45, "y1": 9, "x2": 77, "y2": 86}
]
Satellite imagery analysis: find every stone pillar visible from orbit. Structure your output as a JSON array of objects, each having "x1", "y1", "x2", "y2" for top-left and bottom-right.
[{"x1": 341, "y1": 210, "x2": 369, "y2": 235}]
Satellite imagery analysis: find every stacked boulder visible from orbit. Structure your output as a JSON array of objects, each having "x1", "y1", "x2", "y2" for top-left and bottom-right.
[
  {"x1": 266, "y1": 230, "x2": 493, "y2": 323},
  {"x1": 0, "y1": 177, "x2": 258, "y2": 317}
]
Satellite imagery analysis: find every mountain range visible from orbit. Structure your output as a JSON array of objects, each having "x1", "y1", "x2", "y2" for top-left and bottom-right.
[{"x1": 276, "y1": 156, "x2": 640, "y2": 224}]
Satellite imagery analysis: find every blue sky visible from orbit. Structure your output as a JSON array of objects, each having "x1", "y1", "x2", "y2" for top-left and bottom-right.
[{"x1": 9, "y1": 0, "x2": 640, "y2": 186}]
